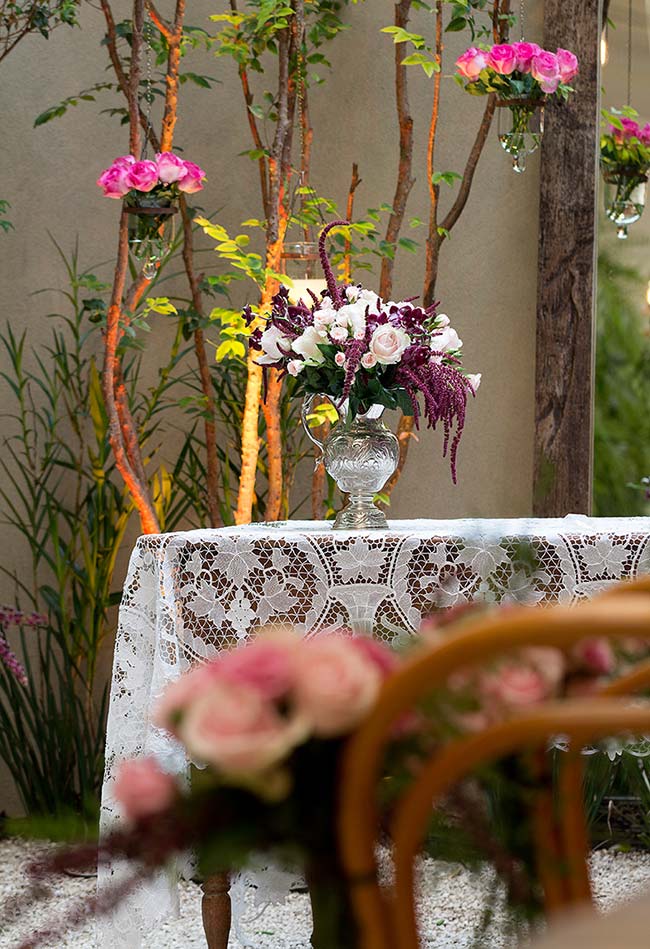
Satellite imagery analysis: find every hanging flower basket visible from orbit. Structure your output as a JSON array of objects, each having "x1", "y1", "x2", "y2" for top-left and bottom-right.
[
  {"x1": 96, "y1": 151, "x2": 206, "y2": 274},
  {"x1": 600, "y1": 109, "x2": 650, "y2": 239},
  {"x1": 455, "y1": 42, "x2": 579, "y2": 173},
  {"x1": 495, "y1": 96, "x2": 545, "y2": 173}
]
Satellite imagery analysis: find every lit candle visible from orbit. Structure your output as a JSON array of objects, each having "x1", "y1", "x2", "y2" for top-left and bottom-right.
[{"x1": 287, "y1": 278, "x2": 328, "y2": 305}]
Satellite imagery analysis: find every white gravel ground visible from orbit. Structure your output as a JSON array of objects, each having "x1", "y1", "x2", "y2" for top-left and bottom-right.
[{"x1": 1, "y1": 839, "x2": 650, "y2": 948}]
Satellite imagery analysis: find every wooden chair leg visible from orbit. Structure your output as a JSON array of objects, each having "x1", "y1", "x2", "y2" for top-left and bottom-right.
[{"x1": 201, "y1": 871, "x2": 231, "y2": 949}]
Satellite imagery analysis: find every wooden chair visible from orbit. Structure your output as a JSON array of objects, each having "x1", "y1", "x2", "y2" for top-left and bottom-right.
[{"x1": 338, "y1": 594, "x2": 650, "y2": 949}]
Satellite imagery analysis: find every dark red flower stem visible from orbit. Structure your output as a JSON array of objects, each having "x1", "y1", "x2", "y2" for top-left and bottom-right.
[{"x1": 318, "y1": 220, "x2": 348, "y2": 308}]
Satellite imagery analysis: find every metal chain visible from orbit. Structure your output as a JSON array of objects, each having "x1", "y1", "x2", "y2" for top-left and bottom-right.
[
  {"x1": 141, "y1": 6, "x2": 155, "y2": 159},
  {"x1": 627, "y1": 0, "x2": 633, "y2": 106},
  {"x1": 519, "y1": 0, "x2": 525, "y2": 41}
]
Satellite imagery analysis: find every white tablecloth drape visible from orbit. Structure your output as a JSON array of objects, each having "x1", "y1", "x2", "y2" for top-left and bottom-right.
[{"x1": 97, "y1": 516, "x2": 650, "y2": 947}]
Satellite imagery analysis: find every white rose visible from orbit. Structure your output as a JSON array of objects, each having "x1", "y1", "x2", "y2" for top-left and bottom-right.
[
  {"x1": 292, "y1": 326, "x2": 327, "y2": 364},
  {"x1": 433, "y1": 326, "x2": 462, "y2": 352},
  {"x1": 257, "y1": 324, "x2": 290, "y2": 365},
  {"x1": 345, "y1": 285, "x2": 360, "y2": 302},
  {"x1": 466, "y1": 372, "x2": 481, "y2": 392},
  {"x1": 335, "y1": 302, "x2": 367, "y2": 337},
  {"x1": 329, "y1": 325, "x2": 348, "y2": 344},
  {"x1": 287, "y1": 359, "x2": 304, "y2": 377},
  {"x1": 369, "y1": 325, "x2": 411, "y2": 365},
  {"x1": 435, "y1": 313, "x2": 450, "y2": 328},
  {"x1": 361, "y1": 352, "x2": 377, "y2": 369},
  {"x1": 313, "y1": 304, "x2": 337, "y2": 329},
  {"x1": 358, "y1": 288, "x2": 380, "y2": 312}
]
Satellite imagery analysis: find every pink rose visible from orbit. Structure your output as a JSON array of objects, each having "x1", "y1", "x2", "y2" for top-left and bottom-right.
[
  {"x1": 479, "y1": 661, "x2": 551, "y2": 710},
  {"x1": 573, "y1": 638, "x2": 616, "y2": 675},
  {"x1": 641, "y1": 124, "x2": 650, "y2": 145},
  {"x1": 456, "y1": 47, "x2": 489, "y2": 81},
  {"x1": 520, "y1": 647, "x2": 566, "y2": 689},
  {"x1": 621, "y1": 117, "x2": 641, "y2": 139},
  {"x1": 488, "y1": 43, "x2": 517, "y2": 76},
  {"x1": 97, "y1": 164, "x2": 130, "y2": 199},
  {"x1": 178, "y1": 678, "x2": 308, "y2": 774},
  {"x1": 293, "y1": 635, "x2": 382, "y2": 736},
  {"x1": 177, "y1": 160, "x2": 206, "y2": 194},
  {"x1": 512, "y1": 41, "x2": 541, "y2": 72},
  {"x1": 556, "y1": 48, "x2": 579, "y2": 83},
  {"x1": 531, "y1": 51, "x2": 561, "y2": 94},
  {"x1": 113, "y1": 155, "x2": 136, "y2": 169},
  {"x1": 350, "y1": 637, "x2": 399, "y2": 678},
  {"x1": 369, "y1": 325, "x2": 410, "y2": 365},
  {"x1": 125, "y1": 159, "x2": 160, "y2": 192},
  {"x1": 335, "y1": 351, "x2": 346, "y2": 367},
  {"x1": 153, "y1": 661, "x2": 223, "y2": 734},
  {"x1": 156, "y1": 151, "x2": 186, "y2": 184},
  {"x1": 361, "y1": 352, "x2": 377, "y2": 370},
  {"x1": 114, "y1": 757, "x2": 177, "y2": 821},
  {"x1": 218, "y1": 630, "x2": 298, "y2": 699}
]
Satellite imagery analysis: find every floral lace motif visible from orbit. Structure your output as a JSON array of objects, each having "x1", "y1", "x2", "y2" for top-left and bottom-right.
[{"x1": 98, "y1": 515, "x2": 650, "y2": 946}]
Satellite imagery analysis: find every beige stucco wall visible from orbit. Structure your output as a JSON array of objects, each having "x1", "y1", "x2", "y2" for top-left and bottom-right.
[{"x1": 0, "y1": 0, "x2": 545, "y2": 811}]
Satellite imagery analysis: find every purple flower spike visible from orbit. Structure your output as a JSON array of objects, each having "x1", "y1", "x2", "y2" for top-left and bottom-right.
[{"x1": 318, "y1": 220, "x2": 349, "y2": 309}]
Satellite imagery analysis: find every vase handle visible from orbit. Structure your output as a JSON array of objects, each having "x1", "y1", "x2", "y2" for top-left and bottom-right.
[{"x1": 301, "y1": 394, "x2": 327, "y2": 453}]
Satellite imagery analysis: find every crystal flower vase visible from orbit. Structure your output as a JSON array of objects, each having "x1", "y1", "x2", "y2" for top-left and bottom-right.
[{"x1": 302, "y1": 397, "x2": 399, "y2": 530}]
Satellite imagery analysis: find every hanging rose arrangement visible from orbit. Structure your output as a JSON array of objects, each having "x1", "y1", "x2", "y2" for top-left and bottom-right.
[
  {"x1": 455, "y1": 42, "x2": 579, "y2": 173},
  {"x1": 96, "y1": 152, "x2": 206, "y2": 274},
  {"x1": 600, "y1": 109, "x2": 650, "y2": 239}
]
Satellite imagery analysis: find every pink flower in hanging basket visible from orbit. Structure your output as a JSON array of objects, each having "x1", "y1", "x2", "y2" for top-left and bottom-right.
[
  {"x1": 156, "y1": 151, "x2": 187, "y2": 183},
  {"x1": 96, "y1": 163, "x2": 131, "y2": 199},
  {"x1": 488, "y1": 43, "x2": 518, "y2": 76},
  {"x1": 178, "y1": 160, "x2": 207, "y2": 193},
  {"x1": 512, "y1": 41, "x2": 541, "y2": 72},
  {"x1": 455, "y1": 46, "x2": 489, "y2": 81},
  {"x1": 530, "y1": 51, "x2": 561, "y2": 94},
  {"x1": 556, "y1": 47, "x2": 579, "y2": 83},
  {"x1": 124, "y1": 159, "x2": 160, "y2": 192}
]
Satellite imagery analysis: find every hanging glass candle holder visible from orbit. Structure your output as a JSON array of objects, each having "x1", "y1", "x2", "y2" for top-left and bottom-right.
[
  {"x1": 496, "y1": 99, "x2": 545, "y2": 174},
  {"x1": 124, "y1": 193, "x2": 178, "y2": 278},
  {"x1": 281, "y1": 241, "x2": 328, "y2": 304},
  {"x1": 602, "y1": 169, "x2": 647, "y2": 239}
]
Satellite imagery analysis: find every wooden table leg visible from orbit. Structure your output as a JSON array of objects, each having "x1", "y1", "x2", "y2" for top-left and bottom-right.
[{"x1": 201, "y1": 871, "x2": 231, "y2": 949}]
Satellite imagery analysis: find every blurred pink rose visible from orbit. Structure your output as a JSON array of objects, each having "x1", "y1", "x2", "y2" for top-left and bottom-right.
[
  {"x1": 480, "y1": 661, "x2": 551, "y2": 709},
  {"x1": 556, "y1": 48, "x2": 579, "y2": 83},
  {"x1": 350, "y1": 636, "x2": 399, "y2": 678},
  {"x1": 125, "y1": 159, "x2": 160, "y2": 192},
  {"x1": 114, "y1": 757, "x2": 177, "y2": 821},
  {"x1": 489, "y1": 43, "x2": 517, "y2": 75},
  {"x1": 573, "y1": 638, "x2": 616, "y2": 675},
  {"x1": 178, "y1": 160, "x2": 206, "y2": 194},
  {"x1": 113, "y1": 155, "x2": 136, "y2": 169},
  {"x1": 293, "y1": 635, "x2": 382, "y2": 736},
  {"x1": 641, "y1": 124, "x2": 650, "y2": 145},
  {"x1": 456, "y1": 47, "x2": 489, "y2": 81},
  {"x1": 621, "y1": 117, "x2": 642, "y2": 138},
  {"x1": 531, "y1": 51, "x2": 561, "y2": 93},
  {"x1": 152, "y1": 661, "x2": 223, "y2": 734},
  {"x1": 97, "y1": 165, "x2": 130, "y2": 199},
  {"x1": 520, "y1": 647, "x2": 565, "y2": 689},
  {"x1": 218, "y1": 630, "x2": 299, "y2": 699},
  {"x1": 512, "y1": 41, "x2": 541, "y2": 72},
  {"x1": 156, "y1": 151, "x2": 186, "y2": 184},
  {"x1": 178, "y1": 679, "x2": 308, "y2": 774}
]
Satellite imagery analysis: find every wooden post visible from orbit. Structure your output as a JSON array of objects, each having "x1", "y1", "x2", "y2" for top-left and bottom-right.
[
  {"x1": 533, "y1": 0, "x2": 602, "y2": 516},
  {"x1": 201, "y1": 872, "x2": 231, "y2": 949}
]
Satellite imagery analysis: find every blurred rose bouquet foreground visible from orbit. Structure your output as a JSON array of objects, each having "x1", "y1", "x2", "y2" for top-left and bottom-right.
[{"x1": 14, "y1": 621, "x2": 650, "y2": 949}]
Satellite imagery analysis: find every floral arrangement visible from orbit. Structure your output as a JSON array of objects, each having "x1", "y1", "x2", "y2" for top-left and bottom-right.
[
  {"x1": 0, "y1": 606, "x2": 47, "y2": 686},
  {"x1": 600, "y1": 108, "x2": 650, "y2": 176},
  {"x1": 96, "y1": 151, "x2": 206, "y2": 200},
  {"x1": 246, "y1": 221, "x2": 480, "y2": 481},
  {"x1": 455, "y1": 41, "x2": 578, "y2": 101}
]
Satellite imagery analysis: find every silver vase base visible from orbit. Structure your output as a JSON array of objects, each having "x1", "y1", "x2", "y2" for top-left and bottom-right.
[{"x1": 333, "y1": 496, "x2": 389, "y2": 530}]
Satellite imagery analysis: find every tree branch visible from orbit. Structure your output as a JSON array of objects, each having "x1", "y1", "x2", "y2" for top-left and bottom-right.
[
  {"x1": 422, "y1": 0, "x2": 443, "y2": 309},
  {"x1": 379, "y1": 0, "x2": 415, "y2": 301},
  {"x1": 159, "y1": 0, "x2": 184, "y2": 152},
  {"x1": 342, "y1": 163, "x2": 361, "y2": 284}
]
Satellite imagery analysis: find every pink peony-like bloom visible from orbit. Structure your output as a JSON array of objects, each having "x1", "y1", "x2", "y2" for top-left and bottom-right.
[
  {"x1": 218, "y1": 629, "x2": 299, "y2": 700},
  {"x1": 512, "y1": 41, "x2": 541, "y2": 72},
  {"x1": 531, "y1": 51, "x2": 561, "y2": 94},
  {"x1": 177, "y1": 160, "x2": 206, "y2": 194},
  {"x1": 114, "y1": 757, "x2": 178, "y2": 821},
  {"x1": 124, "y1": 159, "x2": 160, "y2": 192},
  {"x1": 488, "y1": 43, "x2": 518, "y2": 76},
  {"x1": 152, "y1": 661, "x2": 223, "y2": 734},
  {"x1": 456, "y1": 46, "x2": 490, "y2": 81},
  {"x1": 156, "y1": 151, "x2": 186, "y2": 184},
  {"x1": 293, "y1": 635, "x2": 382, "y2": 737},
  {"x1": 97, "y1": 164, "x2": 131, "y2": 199},
  {"x1": 178, "y1": 678, "x2": 308, "y2": 774},
  {"x1": 573, "y1": 638, "x2": 616, "y2": 675},
  {"x1": 556, "y1": 48, "x2": 579, "y2": 83}
]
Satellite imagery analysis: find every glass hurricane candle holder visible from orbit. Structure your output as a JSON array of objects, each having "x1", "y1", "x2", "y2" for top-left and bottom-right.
[
  {"x1": 497, "y1": 100, "x2": 545, "y2": 174},
  {"x1": 124, "y1": 193, "x2": 177, "y2": 278},
  {"x1": 603, "y1": 170, "x2": 647, "y2": 239},
  {"x1": 282, "y1": 241, "x2": 328, "y2": 304}
]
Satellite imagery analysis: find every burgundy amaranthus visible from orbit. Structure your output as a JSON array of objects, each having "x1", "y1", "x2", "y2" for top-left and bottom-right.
[{"x1": 0, "y1": 607, "x2": 46, "y2": 686}]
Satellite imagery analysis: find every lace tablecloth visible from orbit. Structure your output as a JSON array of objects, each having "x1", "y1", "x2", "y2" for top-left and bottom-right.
[{"x1": 98, "y1": 515, "x2": 650, "y2": 947}]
